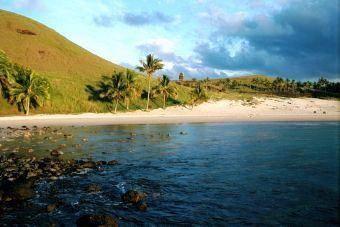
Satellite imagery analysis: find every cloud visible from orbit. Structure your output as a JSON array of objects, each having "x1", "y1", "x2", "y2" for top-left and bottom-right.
[
  {"x1": 13, "y1": 0, "x2": 44, "y2": 10},
  {"x1": 93, "y1": 15, "x2": 114, "y2": 27},
  {"x1": 93, "y1": 11, "x2": 175, "y2": 27},
  {"x1": 136, "y1": 38, "x2": 251, "y2": 79},
  {"x1": 196, "y1": 0, "x2": 339, "y2": 79},
  {"x1": 123, "y1": 11, "x2": 174, "y2": 26}
]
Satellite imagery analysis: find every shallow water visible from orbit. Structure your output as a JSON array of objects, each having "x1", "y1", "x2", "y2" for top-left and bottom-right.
[{"x1": 1, "y1": 122, "x2": 339, "y2": 226}]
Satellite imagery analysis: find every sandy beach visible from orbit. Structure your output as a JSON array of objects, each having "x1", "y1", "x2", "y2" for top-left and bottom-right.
[{"x1": 0, "y1": 97, "x2": 339, "y2": 127}]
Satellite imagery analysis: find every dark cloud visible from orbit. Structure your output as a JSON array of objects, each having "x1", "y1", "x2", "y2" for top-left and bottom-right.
[
  {"x1": 93, "y1": 15, "x2": 114, "y2": 27},
  {"x1": 123, "y1": 11, "x2": 174, "y2": 26},
  {"x1": 93, "y1": 11, "x2": 175, "y2": 27},
  {"x1": 195, "y1": 0, "x2": 339, "y2": 79}
]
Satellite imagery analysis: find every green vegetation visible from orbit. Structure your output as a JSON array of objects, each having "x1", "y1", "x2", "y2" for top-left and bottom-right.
[
  {"x1": 123, "y1": 70, "x2": 139, "y2": 110},
  {"x1": 155, "y1": 75, "x2": 178, "y2": 109},
  {"x1": 136, "y1": 54, "x2": 164, "y2": 110},
  {"x1": 9, "y1": 67, "x2": 50, "y2": 115},
  {"x1": 88, "y1": 71, "x2": 139, "y2": 113},
  {"x1": 0, "y1": 50, "x2": 50, "y2": 115},
  {"x1": 188, "y1": 82, "x2": 208, "y2": 107}
]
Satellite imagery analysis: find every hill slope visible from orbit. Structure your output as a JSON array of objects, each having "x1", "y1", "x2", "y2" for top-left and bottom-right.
[
  {"x1": 0, "y1": 10, "x2": 124, "y2": 76},
  {"x1": 0, "y1": 10, "x2": 130, "y2": 114}
]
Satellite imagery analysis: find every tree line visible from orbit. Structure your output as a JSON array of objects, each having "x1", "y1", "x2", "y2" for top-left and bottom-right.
[{"x1": 222, "y1": 76, "x2": 339, "y2": 96}]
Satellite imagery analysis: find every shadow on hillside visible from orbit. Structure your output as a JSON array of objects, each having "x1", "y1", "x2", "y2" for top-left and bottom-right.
[{"x1": 85, "y1": 84, "x2": 113, "y2": 112}]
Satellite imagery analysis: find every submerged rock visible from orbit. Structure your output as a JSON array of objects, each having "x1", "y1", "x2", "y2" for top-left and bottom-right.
[
  {"x1": 46, "y1": 203, "x2": 58, "y2": 213},
  {"x1": 76, "y1": 214, "x2": 118, "y2": 227},
  {"x1": 64, "y1": 134, "x2": 73, "y2": 139},
  {"x1": 81, "y1": 161, "x2": 96, "y2": 169},
  {"x1": 107, "y1": 160, "x2": 118, "y2": 165},
  {"x1": 85, "y1": 184, "x2": 102, "y2": 193},
  {"x1": 50, "y1": 150, "x2": 64, "y2": 157},
  {"x1": 137, "y1": 202, "x2": 148, "y2": 211},
  {"x1": 1, "y1": 180, "x2": 35, "y2": 202},
  {"x1": 121, "y1": 190, "x2": 146, "y2": 204}
]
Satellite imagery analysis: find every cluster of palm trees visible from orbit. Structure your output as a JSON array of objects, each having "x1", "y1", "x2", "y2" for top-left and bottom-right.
[
  {"x1": 91, "y1": 54, "x2": 179, "y2": 112},
  {"x1": 255, "y1": 77, "x2": 339, "y2": 95},
  {"x1": 0, "y1": 50, "x2": 50, "y2": 115}
]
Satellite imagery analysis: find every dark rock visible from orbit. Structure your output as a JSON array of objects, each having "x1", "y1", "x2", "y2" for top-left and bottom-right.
[
  {"x1": 107, "y1": 160, "x2": 118, "y2": 165},
  {"x1": 5, "y1": 180, "x2": 35, "y2": 202},
  {"x1": 81, "y1": 161, "x2": 96, "y2": 169},
  {"x1": 137, "y1": 202, "x2": 147, "y2": 211},
  {"x1": 95, "y1": 161, "x2": 107, "y2": 166},
  {"x1": 46, "y1": 203, "x2": 57, "y2": 213},
  {"x1": 64, "y1": 134, "x2": 73, "y2": 139},
  {"x1": 76, "y1": 214, "x2": 118, "y2": 227},
  {"x1": 85, "y1": 184, "x2": 101, "y2": 193},
  {"x1": 121, "y1": 190, "x2": 146, "y2": 204},
  {"x1": 50, "y1": 150, "x2": 63, "y2": 157},
  {"x1": 16, "y1": 29, "x2": 37, "y2": 35}
]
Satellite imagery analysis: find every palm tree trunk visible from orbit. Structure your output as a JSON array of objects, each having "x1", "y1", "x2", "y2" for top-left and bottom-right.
[
  {"x1": 25, "y1": 97, "x2": 30, "y2": 115},
  {"x1": 163, "y1": 94, "x2": 166, "y2": 109},
  {"x1": 114, "y1": 99, "x2": 118, "y2": 113},
  {"x1": 126, "y1": 98, "x2": 129, "y2": 110},
  {"x1": 146, "y1": 74, "x2": 151, "y2": 111}
]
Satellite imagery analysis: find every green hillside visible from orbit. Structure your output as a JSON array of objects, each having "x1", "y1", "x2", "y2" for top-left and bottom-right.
[{"x1": 0, "y1": 10, "x2": 128, "y2": 115}]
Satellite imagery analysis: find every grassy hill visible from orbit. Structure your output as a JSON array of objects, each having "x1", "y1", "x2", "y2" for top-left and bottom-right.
[{"x1": 0, "y1": 10, "x2": 129, "y2": 115}]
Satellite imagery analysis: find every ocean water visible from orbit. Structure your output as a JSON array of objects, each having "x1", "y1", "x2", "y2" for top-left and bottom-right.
[{"x1": 1, "y1": 122, "x2": 339, "y2": 226}]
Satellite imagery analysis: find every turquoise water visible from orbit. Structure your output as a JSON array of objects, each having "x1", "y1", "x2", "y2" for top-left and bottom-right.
[{"x1": 1, "y1": 122, "x2": 339, "y2": 225}]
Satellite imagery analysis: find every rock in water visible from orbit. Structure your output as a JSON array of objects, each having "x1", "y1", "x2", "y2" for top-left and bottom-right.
[
  {"x1": 50, "y1": 150, "x2": 64, "y2": 157},
  {"x1": 85, "y1": 184, "x2": 102, "y2": 193},
  {"x1": 76, "y1": 214, "x2": 118, "y2": 227},
  {"x1": 3, "y1": 180, "x2": 35, "y2": 202},
  {"x1": 81, "y1": 161, "x2": 96, "y2": 168},
  {"x1": 107, "y1": 160, "x2": 118, "y2": 165},
  {"x1": 46, "y1": 203, "x2": 57, "y2": 213},
  {"x1": 137, "y1": 202, "x2": 148, "y2": 211},
  {"x1": 121, "y1": 190, "x2": 146, "y2": 204}
]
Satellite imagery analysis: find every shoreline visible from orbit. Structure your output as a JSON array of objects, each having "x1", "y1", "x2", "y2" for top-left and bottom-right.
[
  {"x1": 0, "y1": 97, "x2": 339, "y2": 127},
  {"x1": 0, "y1": 114, "x2": 338, "y2": 127}
]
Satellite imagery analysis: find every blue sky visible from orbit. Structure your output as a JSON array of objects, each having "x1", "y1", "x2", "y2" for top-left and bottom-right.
[{"x1": 0, "y1": 0, "x2": 338, "y2": 80}]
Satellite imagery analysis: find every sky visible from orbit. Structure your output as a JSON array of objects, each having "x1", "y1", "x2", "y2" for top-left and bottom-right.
[{"x1": 0, "y1": 0, "x2": 339, "y2": 80}]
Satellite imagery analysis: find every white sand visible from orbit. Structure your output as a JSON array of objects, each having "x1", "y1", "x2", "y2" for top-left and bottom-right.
[{"x1": 0, "y1": 97, "x2": 339, "y2": 127}]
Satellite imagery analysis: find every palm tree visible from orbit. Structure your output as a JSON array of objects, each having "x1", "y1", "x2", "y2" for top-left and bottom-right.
[
  {"x1": 123, "y1": 69, "x2": 139, "y2": 110},
  {"x1": 272, "y1": 77, "x2": 285, "y2": 93},
  {"x1": 100, "y1": 72, "x2": 125, "y2": 113},
  {"x1": 189, "y1": 82, "x2": 208, "y2": 107},
  {"x1": 156, "y1": 75, "x2": 177, "y2": 109},
  {"x1": 136, "y1": 54, "x2": 164, "y2": 110},
  {"x1": 0, "y1": 50, "x2": 14, "y2": 99},
  {"x1": 316, "y1": 77, "x2": 329, "y2": 93},
  {"x1": 9, "y1": 67, "x2": 50, "y2": 115}
]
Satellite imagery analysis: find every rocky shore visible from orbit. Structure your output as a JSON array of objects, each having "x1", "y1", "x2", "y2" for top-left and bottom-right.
[{"x1": 0, "y1": 126, "x2": 147, "y2": 226}]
